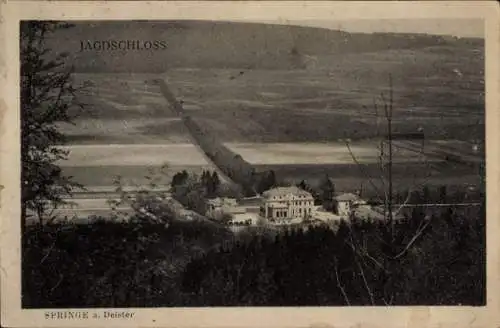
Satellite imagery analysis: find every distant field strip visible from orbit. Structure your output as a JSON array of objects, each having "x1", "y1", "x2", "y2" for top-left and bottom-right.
[
  {"x1": 61, "y1": 186, "x2": 171, "y2": 199},
  {"x1": 60, "y1": 142, "x2": 442, "y2": 167},
  {"x1": 61, "y1": 165, "x2": 210, "y2": 187},
  {"x1": 392, "y1": 140, "x2": 483, "y2": 166},
  {"x1": 59, "y1": 144, "x2": 210, "y2": 166}
]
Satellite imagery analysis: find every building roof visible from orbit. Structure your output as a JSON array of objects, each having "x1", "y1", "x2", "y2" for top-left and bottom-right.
[
  {"x1": 262, "y1": 186, "x2": 313, "y2": 199},
  {"x1": 335, "y1": 193, "x2": 361, "y2": 202}
]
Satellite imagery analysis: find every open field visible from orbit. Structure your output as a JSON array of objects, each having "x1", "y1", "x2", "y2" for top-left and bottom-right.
[
  {"x1": 60, "y1": 141, "x2": 482, "y2": 167},
  {"x1": 62, "y1": 163, "x2": 480, "y2": 198},
  {"x1": 57, "y1": 38, "x2": 484, "y2": 195},
  {"x1": 64, "y1": 41, "x2": 484, "y2": 145},
  {"x1": 60, "y1": 144, "x2": 210, "y2": 167},
  {"x1": 225, "y1": 141, "x2": 483, "y2": 165},
  {"x1": 62, "y1": 165, "x2": 205, "y2": 187},
  {"x1": 59, "y1": 141, "x2": 482, "y2": 197},
  {"x1": 61, "y1": 141, "x2": 479, "y2": 167},
  {"x1": 255, "y1": 163, "x2": 481, "y2": 197}
]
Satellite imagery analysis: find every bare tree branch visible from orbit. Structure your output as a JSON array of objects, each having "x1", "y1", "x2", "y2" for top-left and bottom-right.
[
  {"x1": 383, "y1": 294, "x2": 394, "y2": 306},
  {"x1": 334, "y1": 257, "x2": 351, "y2": 306},
  {"x1": 346, "y1": 223, "x2": 390, "y2": 274},
  {"x1": 356, "y1": 258, "x2": 375, "y2": 305},
  {"x1": 392, "y1": 214, "x2": 432, "y2": 260},
  {"x1": 344, "y1": 224, "x2": 376, "y2": 305},
  {"x1": 49, "y1": 274, "x2": 65, "y2": 293},
  {"x1": 392, "y1": 188, "x2": 413, "y2": 218},
  {"x1": 344, "y1": 141, "x2": 384, "y2": 201},
  {"x1": 39, "y1": 240, "x2": 57, "y2": 265}
]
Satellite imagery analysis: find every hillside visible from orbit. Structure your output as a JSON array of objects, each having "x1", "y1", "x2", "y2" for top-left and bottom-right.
[
  {"x1": 52, "y1": 20, "x2": 484, "y2": 144},
  {"x1": 46, "y1": 20, "x2": 484, "y2": 72},
  {"x1": 66, "y1": 42, "x2": 485, "y2": 144}
]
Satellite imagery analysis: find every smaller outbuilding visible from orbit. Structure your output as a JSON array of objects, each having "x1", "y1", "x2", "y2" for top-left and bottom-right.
[{"x1": 334, "y1": 193, "x2": 366, "y2": 217}]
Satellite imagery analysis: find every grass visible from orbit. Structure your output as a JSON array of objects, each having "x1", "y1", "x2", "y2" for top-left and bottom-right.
[
  {"x1": 59, "y1": 44, "x2": 484, "y2": 193},
  {"x1": 255, "y1": 162, "x2": 481, "y2": 196},
  {"x1": 61, "y1": 160, "x2": 482, "y2": 199},
  {"x1": 66, "y1": 43, "x2": 484, "y2": 145},
  {"x1": 62, "y1": 165, "x2": 209, "y2": 187}
]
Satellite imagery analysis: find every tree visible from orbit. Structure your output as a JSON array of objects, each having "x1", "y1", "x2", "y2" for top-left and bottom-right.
[
  {"x1": 439, "y1": 185, "x2": 447, "y2": 204},
  {"x1": 197, "y1": 170, "x2": 221, "y2": 198},
  {"x1": 201, "y1": 170, "x2": 210, "y2": 187},
  {"x1": 171, "y1": 174, "x2": 207, "y2": 214},
  {"x1": 209, "y1": 171, "x2": 221, "y2": 197},
  {"x1": 20, "y1": 21, "x2": 84, "y2": 227},
  {"x1": 319, "y1": 175, "x2": 335, "y2": 211},
  {"x1": 171, "y1": 170, "x2": 188, "y2": 188},
  {"x1": 297, "y1": 180, "x2": 307, "y2": 190},
  {"x1": 257, "y1": 170, "x2": 277, "y2": 194},
  {"x1": 267, "y1": 170, "x2": 277, "y2": 189},
  {"x1": 339, "y1": 75, "x2": 441, "y2": 304},
  {"x1": 422, "y1": 186, "x2": 431, "y2": 204}
]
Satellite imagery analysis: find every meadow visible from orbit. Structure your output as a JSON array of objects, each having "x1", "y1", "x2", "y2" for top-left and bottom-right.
[
  {"x1": 57, "y1": 42, "x2": 484, "y2": 192},
  {"x1": 60, "y1": 141, "x2": 482, "y2": 200},
  {"x1": 64, "y1": 42, "x2": 484, "y2": 144}
]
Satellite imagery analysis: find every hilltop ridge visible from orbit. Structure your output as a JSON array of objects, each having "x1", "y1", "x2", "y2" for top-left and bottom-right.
[{"x1": 46, "y1": 20, "x2": 483, "y2": 72}]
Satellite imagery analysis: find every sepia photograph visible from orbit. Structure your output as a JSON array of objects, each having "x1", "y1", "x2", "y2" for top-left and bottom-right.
[
  {"x1": 20, "y1": 17, "x2": 487, "y2": 307},
  {"x1": 1, "y1": 1, "x2": 499, "y2": 328}
]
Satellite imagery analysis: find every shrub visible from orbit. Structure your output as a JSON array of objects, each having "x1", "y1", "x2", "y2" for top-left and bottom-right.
[
  {"x1": 22, "y1": 220, "x2": 232, "y2": 308},
  {"x1": 181, "y1": 203, "x2": 485, "y2": 306}
]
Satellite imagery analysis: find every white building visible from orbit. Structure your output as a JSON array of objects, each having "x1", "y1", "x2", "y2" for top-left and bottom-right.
[
  {"x1": 205, "y1": 197, "x2": 261, "y2": 226},
  {"x1": 260, "y1": 186, "x2": 315, "y2": 223},
  {"x1": 334, "y1": 193, "x2": 366, "y2": 217}
]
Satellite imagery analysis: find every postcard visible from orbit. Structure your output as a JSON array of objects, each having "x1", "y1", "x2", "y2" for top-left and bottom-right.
[{"x1": 0, "y1": 1, "x2": 499, "y2": 328}]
